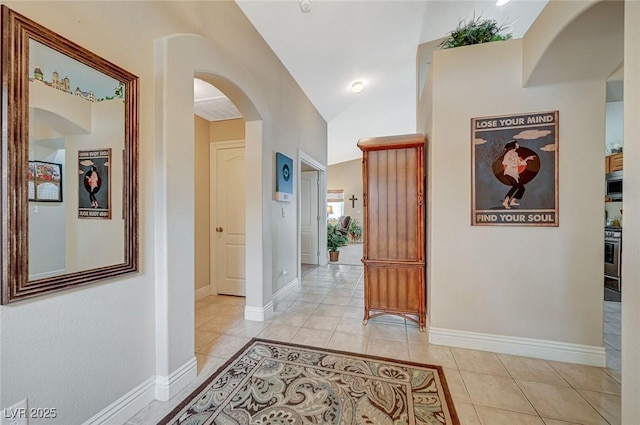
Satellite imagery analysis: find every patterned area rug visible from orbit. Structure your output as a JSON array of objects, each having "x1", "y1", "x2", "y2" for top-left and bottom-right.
[{"x1": 159, "y1": 338, "x2": 459, "y2": 425}]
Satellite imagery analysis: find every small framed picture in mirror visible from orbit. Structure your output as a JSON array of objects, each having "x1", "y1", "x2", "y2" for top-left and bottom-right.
[{"x1": 28, "y1": 160, "x2": 63, "y2": 202}]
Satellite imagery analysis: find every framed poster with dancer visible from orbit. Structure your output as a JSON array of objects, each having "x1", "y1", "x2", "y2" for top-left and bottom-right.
[
  {"x1": 78, "y1": 148, "x2": 111, "y2": 219},
  {"x1": 471, "y1": 111, "x2": 559, "y2": 226}
]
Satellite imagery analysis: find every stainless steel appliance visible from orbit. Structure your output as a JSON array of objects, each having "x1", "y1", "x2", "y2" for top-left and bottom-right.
[
  {"x1": 606, "y1": 171, "x2": 623, "y2": 201},
  {"x1": 605, "y1": 226, "x2": 622, "y2": 292}
]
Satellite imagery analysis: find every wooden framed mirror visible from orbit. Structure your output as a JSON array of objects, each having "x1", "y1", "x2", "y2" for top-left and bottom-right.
[{"x1": 1, "y1": 6, "x2": 139, "y2": 304}]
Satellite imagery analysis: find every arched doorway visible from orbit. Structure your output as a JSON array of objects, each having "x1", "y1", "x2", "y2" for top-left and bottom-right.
[{"x1": 154, "y1": 33, "x2": 273, "y2": 400}]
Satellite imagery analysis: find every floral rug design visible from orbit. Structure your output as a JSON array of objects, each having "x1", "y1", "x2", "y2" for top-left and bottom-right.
[{"x1": 159, "y1": 339, "x2": 459, "y2": 425}]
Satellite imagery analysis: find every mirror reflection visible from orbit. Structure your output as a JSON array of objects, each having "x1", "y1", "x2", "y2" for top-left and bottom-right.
[
  {"x1": 28, "y1": 39, "x2": 126, "y2": 280},
  {"x1": 1, "y1": 5, "x2": 138, "y2": 304}
]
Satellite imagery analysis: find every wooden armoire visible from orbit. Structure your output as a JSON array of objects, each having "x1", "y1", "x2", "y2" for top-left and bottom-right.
[{"x1": 357, "y1": 133, "x2": 426, "y2": 330}]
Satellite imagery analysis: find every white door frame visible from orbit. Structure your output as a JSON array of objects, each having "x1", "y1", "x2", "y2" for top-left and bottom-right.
[
  {"x1": 297, "y1": 150, "x2": 327, "y2": 284},
  {"x1": 210, "y1": 139, "x2": 245, "y2": 296}
]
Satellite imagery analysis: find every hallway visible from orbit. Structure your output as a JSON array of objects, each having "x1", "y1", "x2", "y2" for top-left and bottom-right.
[{"x1": 127, "y1": 264, "x2": 621, "y2": 424}]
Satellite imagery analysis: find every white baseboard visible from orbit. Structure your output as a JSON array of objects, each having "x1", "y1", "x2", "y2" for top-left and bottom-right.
[
  {"x1": 195, "y1": 286, "x2": 211, "y2": 301},
  {"x1": 273, "y1": 278, "x2": 299, "y2": 302},
  {"x1": 245, "y1": 303, "x2": 274, "y2": 321},
  {"x1": 244, "y1": 279, "x2": 297, "y2": 321},
  {"x1": 429, "y1": 327, "x2": 607, "y2": 367},
  {"x1": 82, "y1": 377, "x2": 155, "y2": 425},
  {"x1": 155, "y1": 356, "x2": 198, "y2": 401}
]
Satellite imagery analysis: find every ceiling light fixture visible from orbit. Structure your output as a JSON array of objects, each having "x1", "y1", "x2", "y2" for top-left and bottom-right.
[
  {"x1": 351, "y1": 81, "x2": 365, "y2": 93},
  {"x1": 299, "y1": 0, "x2": 312, "y2": 13},
  {"x1": 496, "y1": 0, "x2": 511, "y2": 6}
]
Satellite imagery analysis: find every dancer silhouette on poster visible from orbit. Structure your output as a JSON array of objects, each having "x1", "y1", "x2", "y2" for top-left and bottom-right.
[
  {"x1": 84, "y1": 166, "x2": 102, "y2": 208},
  {"x1": 499, "y1": 141, "x2": 536, "y2": 209}
]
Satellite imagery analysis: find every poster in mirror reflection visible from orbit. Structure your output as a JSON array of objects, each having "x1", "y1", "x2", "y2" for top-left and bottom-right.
[
  {"x1": 78, "y1": 149, "x2": 111, "y2": 219},
  {"x1": 28, "y1": 160, "x2": 62, "y2": 202}
]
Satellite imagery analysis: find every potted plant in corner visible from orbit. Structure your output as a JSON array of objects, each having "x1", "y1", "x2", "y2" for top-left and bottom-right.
[
  {"x1": 348, "y1": 218, "x2": 363, "y2": 243},
  {"x1": 327, "y1": 223, "x2": 348, "y2": 262}
]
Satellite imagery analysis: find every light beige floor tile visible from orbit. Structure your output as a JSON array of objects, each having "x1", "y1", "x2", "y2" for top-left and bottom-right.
[
  {"x1": 475, "y1": 405, "x2": 545, "y2": 424},
  {"x1": 443, "y1": 368, "x2": 470, "y2": 402},
  {"x1": 548, "y1": 361, "x2": 621, "y2": 394},
  {"x1": 198, "y1": 335, "x2": 251, "y2": 358},
  {"x1": 497, "y1": 354, "x2": 568, "y2": 386},
  {"x1": 517, "y1": 380, "x2": 609, "y2": 425},
  {"x1": 604, "y1": 367, "x2": 621, "y2": 383},
  {"x1": 273, "y1": 300, "x2": 294, "y2": 312},
  {"x1": 542, "y1": 419, "x2": 583, "y2": 425},
  {"x1": 603, "y1": 321, "x2": 621, "y2": 336},
  {"x1": 303, "y1": 314, "x2": 340, "y2": 331},
  {"x1": 452, "y1": 401, "x2": 481, "y2": 425},
  {"x1": 196, "y1": 317, "x2": 242, "y2": 334},
  {"x1": 291, "y1": 328, "x2": 333, "y2": 347},
  {"x1": 342, "y1": 306, "x2": 365, "y2": 319},
  {"x1": 461, "y1": 371, "x2": 536, "y2": 414},
  {"x1": 195, "y1": 296, "x2": 216, "y2": 306},
  {"x1": 301, "y1": 287, "x2": 332, "y2": 295},
  {"x1": 367, "y1": 338, "x2": 409, "y2": 360},
  {"x1": 195, "y1": 311, "x2": 215, "y2": 327},
  {"x1": 327, "y1": 332, "x2": 369, "y2": 354},
  {"x1": 408, "y1": 342, "x2": 457, "y2": 369},
  {"x1": 322, "y1": 295, "x2": 353, "y2": 306},
  {"x1": 222, "y1": 320, "x2": 270, "y2": 338},
  {"x1": 578, "y1": 389, "x2": 621, "y2": 425},
  {"x1": 287, "y1": 301, "x2": 319, "y2": 313},
  {"x1": 271, "y1": 311, "x2": 310, "y2": 327},
  {"x1": 256, "y1": 324, "x2": 300, "y2": 342},
  {"x1": 329, "y1": 288, "x2": 355, "y2": 297},
  {"x1": 195, "y1": 330, "x2": 221, "y2": 351},
  {"x1": 195, "y1": 353, "x2": 226, "y2": 375},
  {"x1": 348, "y1": 297, "x2": 364, "y2": 307},
  {"x1": 297, "y1": 293, "x2": 327, "y2": 303},
  {"x1": 368, "y1": 323, "x2": 407, "y2": 341},
  {"x1": 212, "y1": 304, "x2": 245, "y2": 316},
  {"x1": 313, "y1": 304, "x2": 347, "y2": 317},
  {"x1": 452, "y1": 348, "x2": 510, "y2": 377},
  {"x1": 406, "y1": 326, "x2": 428, "y2": 343},
  {"x1": 334, "y1": 317, "x2": 371, "y2": 336}
]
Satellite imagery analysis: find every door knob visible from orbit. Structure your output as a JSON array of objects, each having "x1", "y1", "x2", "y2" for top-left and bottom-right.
[{"x1": 216, "y1": 227, "x2": 224, "y2": 233}]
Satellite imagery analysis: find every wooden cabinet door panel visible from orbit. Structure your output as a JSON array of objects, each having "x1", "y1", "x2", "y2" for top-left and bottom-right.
[
  {"x1": 365, "y1": 266, "x2": 422, "y2": 312},
  {"x1": 366, "y1": 148, "x2": 420, "y2": 261}
]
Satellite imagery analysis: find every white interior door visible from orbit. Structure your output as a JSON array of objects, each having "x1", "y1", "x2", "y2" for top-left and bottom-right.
[
  {"x1": 211, "y1": 143, "x2": 246, "y2": 296},
  {"x1": 301, "y1": 171, "x2": 319, "y2": 265}
]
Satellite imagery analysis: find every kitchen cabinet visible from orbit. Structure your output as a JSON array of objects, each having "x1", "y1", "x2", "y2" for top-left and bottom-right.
[
  {"x1": 357, "y1": 133, "x2": 426, "y2": 330},
  {"x1": 606, "y1": 153, "x2": 623, "y2": 173}
]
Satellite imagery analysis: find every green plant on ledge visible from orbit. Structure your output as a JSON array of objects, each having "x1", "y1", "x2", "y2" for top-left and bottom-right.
[
  {"x1": 327, "y1": 223, "x2": 348, "y2": 252},
  {"x1": 439, "y1": 16, "x2": 512, "y2": 49}
]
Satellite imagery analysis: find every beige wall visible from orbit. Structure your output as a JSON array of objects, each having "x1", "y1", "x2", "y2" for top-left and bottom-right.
[
  {"x1": 194, "y1": 117, "x2": 245, "y2": 293},
  {"x1": 327, "y1": 159, "x2": 363, "y2": 238},
  {"x1": 421, "y1": 38, "x2": 605, "y2": 358},
  {"x1": 210, "y1": 118, "x2": 244, "y2": 142}
]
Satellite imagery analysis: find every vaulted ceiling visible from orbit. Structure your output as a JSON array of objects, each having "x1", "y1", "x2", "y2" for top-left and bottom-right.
[{"x1": 198, "y1": 1, "x2": 550, "y2": 164}]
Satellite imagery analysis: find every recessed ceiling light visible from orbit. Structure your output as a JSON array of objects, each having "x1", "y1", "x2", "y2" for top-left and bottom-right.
[
  {"x1": 299, "y1": 0, "x2": 312, "y2": 13},
  {"x1": 351, "y1": 81, "x2": 365, "y2": 93},
  {"x1": 496, "y1": 0, "x2": 511, "y2": 6}
]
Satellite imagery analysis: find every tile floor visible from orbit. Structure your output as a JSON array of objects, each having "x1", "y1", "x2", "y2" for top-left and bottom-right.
[
  {"x1": 603, "y1": 300, "x2": 621, "y2": 375},
  {"x1": 127, "y1": 264, "x2": 622, "y2": 425}
]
